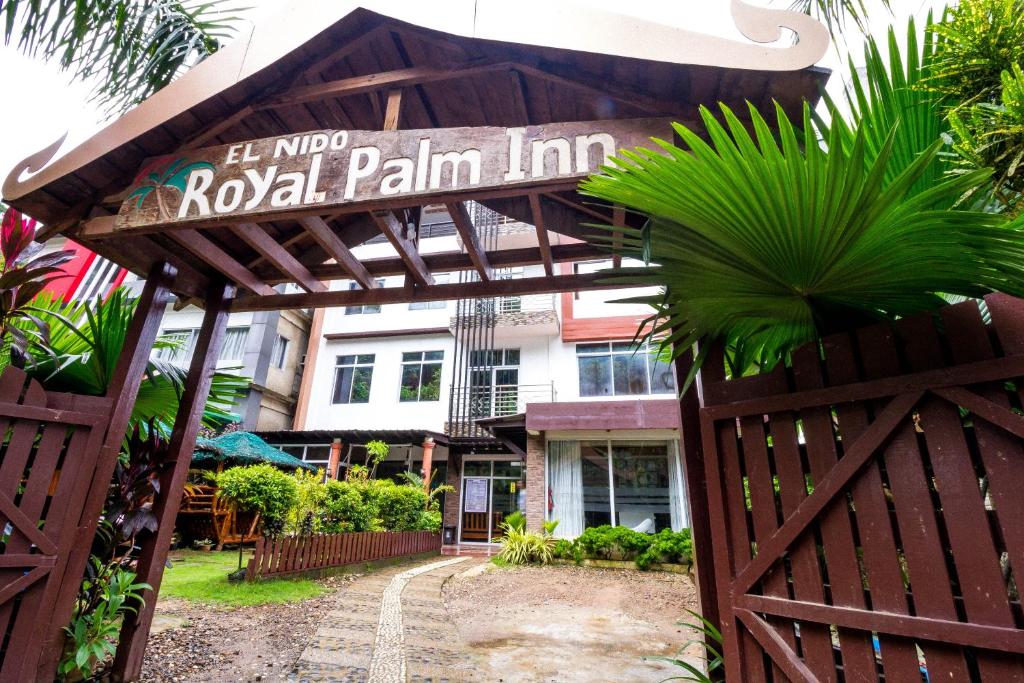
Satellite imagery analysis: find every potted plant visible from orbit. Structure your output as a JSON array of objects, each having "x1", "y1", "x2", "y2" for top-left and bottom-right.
[{"x1": 193, "y1": 538, "x2": 214, "y2": 552}]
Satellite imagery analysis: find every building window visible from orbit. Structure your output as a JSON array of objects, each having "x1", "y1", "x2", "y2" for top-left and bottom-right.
[
  {"x1": 546, "y1": 439, "x2": 687, "y2": 538},
  {"x1": 576, "y1": 341, "x2": 675, "y2": 397},
  {"x1": 154, "y1": 328, "x2": 197, "y2": 365},
  {"x1": 219, "y1": 327, "x2": 249, "y2": 362},
  {"x1": 345, "y1": 280, "x2": 385, "y2": 315},
  {"x1": 468, "y1": 349, "x2": 520, "y2": 417},
  {"x1": 278, "y1": 444, "x2": 331, "y2": 466},
  {"x1": 332, "y1": 354, "x2": 374, "y2": 404},
  {"x1": 400, "y1": 350, "x2": 443, "y2": 402},
  {"x1": 270, "y1": 334, "x2": 289, "y2": 369},
  {"x1": 410, "y1": 274, "x2": 448, "y2": 309}
]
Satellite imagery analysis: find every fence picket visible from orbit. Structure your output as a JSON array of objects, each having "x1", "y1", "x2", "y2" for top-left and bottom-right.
[{"x1": 244, "y1": 532, "x2": 441, "y2": 580}]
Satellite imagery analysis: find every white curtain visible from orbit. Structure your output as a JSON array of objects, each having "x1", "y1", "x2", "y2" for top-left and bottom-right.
[
  {"x1": 669, "y1": 440, "x2": 690, "y2": 531},
  {"x1": 547, "y1": 440, "x2": 583, "y2": 538}
]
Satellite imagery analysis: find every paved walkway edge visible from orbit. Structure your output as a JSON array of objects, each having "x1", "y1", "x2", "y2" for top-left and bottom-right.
[{"x1": 365, "y1": 557, "x2": 470, "y2": 683}]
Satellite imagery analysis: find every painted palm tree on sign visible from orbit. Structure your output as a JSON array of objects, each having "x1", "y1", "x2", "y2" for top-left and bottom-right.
[{"x1": 127, "y1": 157, "x2": 215, "y2": 220}]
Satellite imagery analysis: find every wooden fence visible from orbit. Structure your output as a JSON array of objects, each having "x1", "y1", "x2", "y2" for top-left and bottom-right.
[
  {"x1": 245, "y1": 531, "x2": 441, "y2": 580},
  {"x1": 0, "y1": 367, "x2": 113, "y2": 681},
  {"x1": 698, "y1": 294, "x2": 1024, "y2": 682}
]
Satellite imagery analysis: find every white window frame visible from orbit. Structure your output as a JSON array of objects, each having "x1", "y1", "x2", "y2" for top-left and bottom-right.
[
  {"x1": 331, "y1": 354, "x2": 375, "y2": 404},
  {"x1": 399, "y1": 350, "x2": 444, "y2": 402},
  {"x1": 575, "y1": 341, "x2": 675, "y2": 397}
]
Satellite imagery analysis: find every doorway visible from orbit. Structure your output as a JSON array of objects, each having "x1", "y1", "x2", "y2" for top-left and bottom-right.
[{"x1": 458, "y1": 459, "x2": 526, "y2": 544}]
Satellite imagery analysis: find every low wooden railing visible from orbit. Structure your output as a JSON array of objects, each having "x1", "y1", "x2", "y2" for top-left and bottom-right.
[{"x1": 245, "y1": 530, "x2": 441, "y2": 580}]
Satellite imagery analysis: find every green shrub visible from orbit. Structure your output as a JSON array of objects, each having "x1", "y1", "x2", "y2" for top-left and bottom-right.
[
  {"x1": 568, "y1": 526, "x2": 692, "y2": 570},
  {"x1": 216, "y1": 464, "x2": 298, "y2": 526},
  {"x1": 369, "y1": 479, "x2": 429, "y2": 531},
  {"x1": 320, "y1": 479, "x2": 378, "y2": 533},
  {"x1": 289, "y1": 468, "x2": 327, "y2": 533},
  {"x1": 497, "y1": 522, "x2": 556, "y2": 565}
]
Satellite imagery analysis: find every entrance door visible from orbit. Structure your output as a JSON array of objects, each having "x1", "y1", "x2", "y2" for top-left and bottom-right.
[{"x1": 459, "y1": 460, "x2": 526, "y2": 543}]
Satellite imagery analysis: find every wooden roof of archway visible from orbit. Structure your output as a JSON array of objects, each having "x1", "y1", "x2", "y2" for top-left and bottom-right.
[{"x1": 2, "y1": 1, "x2": 830, "y2": 309}]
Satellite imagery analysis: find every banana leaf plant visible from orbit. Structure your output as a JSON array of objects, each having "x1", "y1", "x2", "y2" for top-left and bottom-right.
[
  {"x1": 579, "y1": 100, "x2": 1024, "y2": 388},
  {"x1": 18, "y1": 288, "x2": 247, "y2": 435},
  {"x1": 0, "y1": 207, "x2": 75, "y2": 369}
]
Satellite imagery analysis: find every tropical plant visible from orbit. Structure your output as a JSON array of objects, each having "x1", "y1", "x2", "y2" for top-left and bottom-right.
[
  {"x1": 789, "y1": 0, "x2": 889, "y2": 40},
  {"x1": 0, "y1": 207, "x2": 74, "y2": 369},
  {"x1": 647, "y1": 609, "x2": 724, "y2": 683},
  {"x1": 17, "y1": 289, "x2": 247, "y2": 434},
  {"x1": 397, "y1": 469, "x2": 455, "y2": 509},
  {"x1": 928, "y1": 0, "x2": 1024, "y2": 110},
  {"x1": 320, "y1": 479, "x2": 378, "y2": 533},
  {"x1": 105, "y1": 420, "x2": 172, "y2": 547},
  {"x1": 216, "y1": 463, "x2": 299, "y2": 527},
  {"x1": 580, "y1": 100, "x2": 1024, "y2": 385},
  {"x1": 59, "y1": 556, "x2": 150, "y2": 680},
  {"x1": 364, "y1": 439, "x2": 389, "y2": 477},
  {"x1": 2, "y1": 0, "x2": 244, "y2": 114},
  {"x1": 496, "y1": 522, "x2": 557, "y2": 566}
]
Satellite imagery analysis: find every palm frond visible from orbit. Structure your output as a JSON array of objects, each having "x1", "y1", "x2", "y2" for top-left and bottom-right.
[
  {"x1": 1, "y1": 0, "x2": 245, "y2": 115},
  {"x1": 17, "y1": 289, "x2": 246, "y2": 434},
  {"x1": 580, "y1": 100, "x2": 1024, "y2": 386},
  {"x1": 788, "y1": 0, "x2": 890, "y2": 42}
]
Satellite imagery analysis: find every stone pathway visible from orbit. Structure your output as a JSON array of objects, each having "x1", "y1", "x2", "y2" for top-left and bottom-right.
[{"x1": 293, "y1": 557, "x2": 480, "y2": 683}]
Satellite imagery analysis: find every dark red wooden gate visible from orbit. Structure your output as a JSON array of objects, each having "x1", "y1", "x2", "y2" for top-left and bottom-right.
[
  {"x1": 0, "y1": 367, "x2": 112, "y2": 680},
  {"x1": 699, "y1": 295, "x2": 1024, "y2": 682}
]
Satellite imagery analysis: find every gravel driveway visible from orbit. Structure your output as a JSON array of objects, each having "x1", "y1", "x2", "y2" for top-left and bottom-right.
[{"x1": 443, "y1": 563, "x2": 704, "y2": 683}]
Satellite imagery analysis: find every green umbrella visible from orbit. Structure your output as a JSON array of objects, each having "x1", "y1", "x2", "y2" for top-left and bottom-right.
[{"x1": 192, "y1": 432, "x2": 316, "y2": 471}]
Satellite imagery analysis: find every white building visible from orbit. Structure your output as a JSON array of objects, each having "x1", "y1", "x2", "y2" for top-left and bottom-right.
[{"x1": 260, "y1": 205, "x2": 689, "y2": 548}]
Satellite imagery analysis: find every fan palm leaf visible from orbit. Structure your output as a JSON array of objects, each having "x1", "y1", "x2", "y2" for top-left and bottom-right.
[{"x1": 580, "y1": 101, "x2": 1024, "y2": 386}]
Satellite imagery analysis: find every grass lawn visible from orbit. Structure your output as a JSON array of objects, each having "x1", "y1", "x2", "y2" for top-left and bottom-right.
[{"x1": 160, "y1": 550, "x2": 329, "y2": 607}]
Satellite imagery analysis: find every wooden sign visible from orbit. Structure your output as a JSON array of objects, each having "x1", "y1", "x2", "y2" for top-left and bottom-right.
[{"x1": 114, "y1": 118, "x2": 672, "y2": 230}]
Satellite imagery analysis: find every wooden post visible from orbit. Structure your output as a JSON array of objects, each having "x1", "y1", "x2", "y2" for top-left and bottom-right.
[
  {"x1": 327, "y1": 438, "x2": 343, "y2": 480},
  {"x1": 38, "y1": 261, "x2": 176, "y2": 680},
  {"x1": 672, "y1": 344, "x2": 722, "y2": 672},
  {"x1": 112, "y1": 280, "x2": 233, "y2": 681},
  {"x1": 421, "y1": 437, "x2": 435, "y2": 494}
]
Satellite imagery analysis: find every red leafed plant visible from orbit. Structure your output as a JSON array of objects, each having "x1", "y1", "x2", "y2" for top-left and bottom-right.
[{"x1": 0, "y1": 206, "x2": 74, "y2": 368}]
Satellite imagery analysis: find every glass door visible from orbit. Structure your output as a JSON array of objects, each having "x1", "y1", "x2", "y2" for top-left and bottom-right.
[{"x1": 459, "y1": 460, "x2": 526, "y2": 543}]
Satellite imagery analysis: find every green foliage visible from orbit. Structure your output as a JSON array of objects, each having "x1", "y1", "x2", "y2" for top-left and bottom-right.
[
  {"x1": 19, "y1": 289, "x2": 246, "y2": 435},
  {"x1": 504, "y1": 510, "x2": 527, "y2": 532},
  {"x1": 364, "y1": 439, "x2": 389, "y2": 476},
  {"x1": 580, "y1": 99, "x2": 1024, "y2": 386},
  {"x1": 368, "y1": 479, "x2": 430, "y2": 531},
  {"x1": 216, "y1": 464, "x2": 299, "y2": 526},
  {"x1": 569, "y1": 526, "x2": 693, "y2": 570},
  {"x1": 929, "y1": 0, "x2": 1024, "y2": 109},
  {"x1": 646, "y1": 609, "x2": 724, "y2": 683},
  {"x1": 789, "y1": 0, "x2": 889, "y2": 42},
  {"x1": 320, "y1": 479, "x2": 377, "y2": 533},
  {"x1": 0, "y1": 207, "x2": 73, "y2": 369},
  {"x1": 497, "y1": 522, "x2": 557, "y2": 566},
  {"x1": 2, "y1": 0, "x2": 244, "y2": 115},
  {"x1": 822, "y1": 16, "x2": 948, "y2": 198},
  {"x1": 59, "y1": 557, "x2": 150, "y2": 679}
]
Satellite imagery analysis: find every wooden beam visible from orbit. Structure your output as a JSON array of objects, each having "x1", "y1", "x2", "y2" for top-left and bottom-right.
[
  {"x1": 445, "y1": 202, "x2": 492, "y2": 281},
  {"x1": 178, "y1": 106, "x2": 254, "y2": 151},
  {"x1": 528, "y1": 194, "x2": 554, "y2": 276},
  {"x1": 112, "y1": 280, "x2": 233, "y2": 680},
  {"x1": 542, "y1": 192, "x2": 615, "y2": 224},
  {"x1": 383, "y1": 88, "x2": 403, "y2": 130},
  {"x1": 261, "y1": 242, "x2": 609, "y2": 284},
  {"x1": 300, "y1": 24, "x2": 390, "y2": 81},
  {"x1": 245, "y1": 230, "x2": 309, "y2": 269},
  {"x1": 298, "y1": 216, "x2": 377, "y2": 289},
  {"x1": 370, "y1": 210, "x2": 434, "y2": 286},
  {"x1": 229, "y1": 271, "x2": 630, "y2": 312},
  {"x1": 259, "y1": 60, "x2": 510, "y2": 109},
  {"x1": 167, "y1": 229, "x2": 275, "y2": 296},
  {"x1": 230, "y1": 223, "x2": 327, "y2": 293},
  {"x1": 514, "y1": 62, "x2": 683, "y2": 117}
]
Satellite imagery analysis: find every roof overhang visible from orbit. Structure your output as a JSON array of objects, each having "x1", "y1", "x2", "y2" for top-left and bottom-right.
[{"x1": 2, "y1": 0, "x2": 830, "y2": 310}]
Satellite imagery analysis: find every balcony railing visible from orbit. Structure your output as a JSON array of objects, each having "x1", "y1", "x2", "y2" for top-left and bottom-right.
[
  {"x1": 449, "y1": 382, "x2": 555, "y2": 425},
  {"x1": 496, "y1": 292, "x2": 555, "y2": 314}
]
